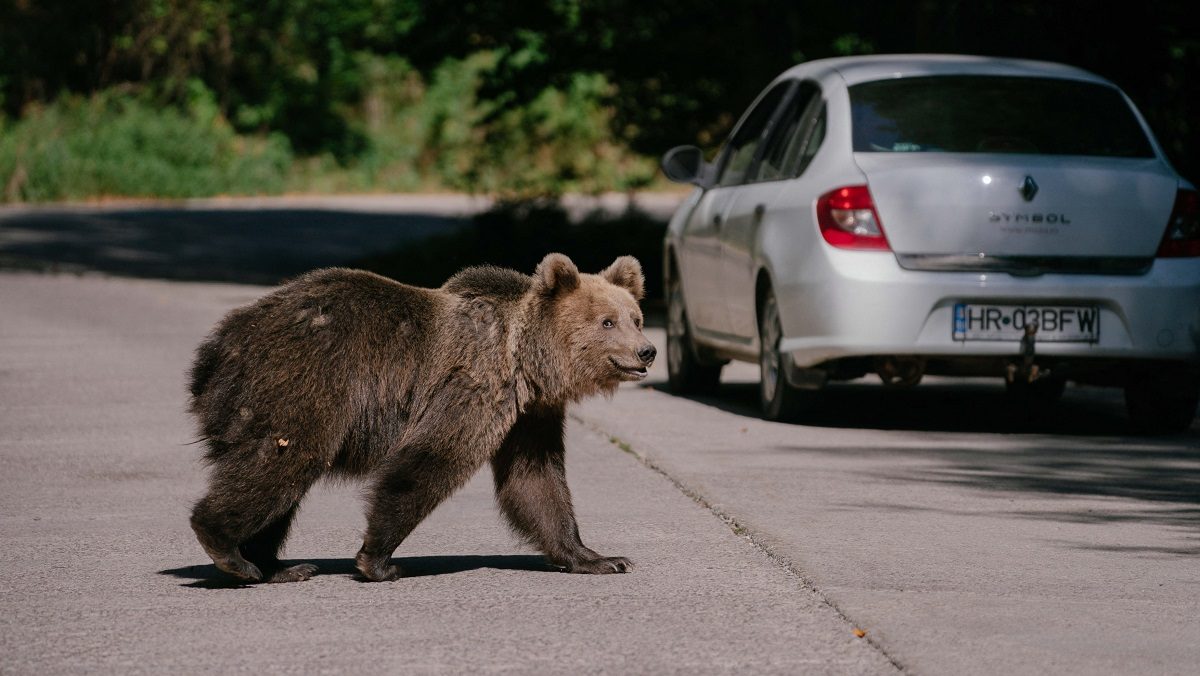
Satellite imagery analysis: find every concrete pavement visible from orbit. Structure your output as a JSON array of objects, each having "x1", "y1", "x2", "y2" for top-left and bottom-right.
[
  {"x1": 0, "y1": 271, "x2": 893, "y2": 674},
  {"x1": 3, "y1": 194, "x2": 1197, "y2": 674}
]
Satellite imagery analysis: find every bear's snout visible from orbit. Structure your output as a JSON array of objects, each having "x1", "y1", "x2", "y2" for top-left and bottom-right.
[{"x1": 637, "y1": 343, "x2": 657, "y2": 365}]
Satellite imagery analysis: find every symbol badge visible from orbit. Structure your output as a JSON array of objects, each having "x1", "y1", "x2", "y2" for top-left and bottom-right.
[{"x1": 1019, "y1": 176, "x2": 1038, "y2": 202}]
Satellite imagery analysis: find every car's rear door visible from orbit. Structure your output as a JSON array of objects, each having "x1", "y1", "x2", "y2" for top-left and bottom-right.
[
  {"x1": 720, "y1": 81, "x2": 825, "y2": 340},
  {"x1": 679, "y1": 82, "x2": 792, "y2": 338},
  {"x1": 677, "y1": 190, "x2": 731, "y2": 334}
]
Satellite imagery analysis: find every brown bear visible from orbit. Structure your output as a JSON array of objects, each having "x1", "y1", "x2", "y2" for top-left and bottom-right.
[{"x1": 188, "y1": 253, "x2": 655, "y2": 583}]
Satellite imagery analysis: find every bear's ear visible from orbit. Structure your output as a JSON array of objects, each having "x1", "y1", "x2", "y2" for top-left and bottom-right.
[
  {"x1": 534, "y1": 253, "x2": 580, "y2": 295},
  {"x1": 600, "y1": 256, "x2": 644, "y2": 300}
]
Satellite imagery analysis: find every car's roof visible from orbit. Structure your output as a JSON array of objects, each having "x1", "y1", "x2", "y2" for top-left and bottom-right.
[{"x1": 778, "y1": 54, "x2": 1110, "y2": 87}]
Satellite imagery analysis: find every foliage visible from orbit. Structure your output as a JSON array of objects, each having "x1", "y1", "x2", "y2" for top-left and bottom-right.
[
  {"x1": 0, "y1": 51, "x2": 657, "y2": 201},
  {"x1": 0, "y1": 0, "x2": 1197, "y2": 199},
  {"x1": 0, "y1": 83, "x2": 291, "y2": 201},
  {"x1": 398, "y1": 0, "x2": 1200, "y2": 179},
  {"x1": 300, "y1": 51, "x2": 658, "y2": 197},
  {"x1": 410, "y1": 57, "x2": 655, "y2": 196}
]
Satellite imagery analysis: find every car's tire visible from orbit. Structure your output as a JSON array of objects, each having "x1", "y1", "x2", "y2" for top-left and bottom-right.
[
  {"x1": 758, "y1": 290, "x2": 816, "y2": 422},
  {"x1": 1124, "y1": 374, "x2": 1200, "y2": 434},
  {"x1": 666, "y1": 278, "x2": 722, "y2": 394}
]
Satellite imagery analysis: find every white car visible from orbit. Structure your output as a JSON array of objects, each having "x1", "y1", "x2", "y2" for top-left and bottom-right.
[{"x1": 661, "y1": 54, "x2": 1200, "y2": 432}]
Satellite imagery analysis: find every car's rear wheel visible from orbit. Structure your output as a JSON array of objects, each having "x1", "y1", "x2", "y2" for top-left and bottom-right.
[
  {"x1": 759, "y1": 290, "x2": 815, "y2": 421},
  {"x1": 666, "y1": 278, "x2": 722, "y2": 394},
  {"x1": 1124, "y1": 373, "x2": 1199, "y2": 434}
]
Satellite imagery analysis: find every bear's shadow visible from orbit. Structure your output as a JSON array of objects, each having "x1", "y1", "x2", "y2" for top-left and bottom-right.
[{"x1": 159, "y1": 554, "x2": 556, "y2": 589}]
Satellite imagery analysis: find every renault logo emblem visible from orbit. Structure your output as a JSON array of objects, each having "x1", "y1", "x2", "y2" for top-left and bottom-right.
[{"x1": 1020, "y1": 176, "x2": 1038, "y2": 202}]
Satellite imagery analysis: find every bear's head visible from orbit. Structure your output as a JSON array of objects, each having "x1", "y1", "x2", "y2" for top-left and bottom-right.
[{"x1": 532, "y1": 253, "x2": 656, "y2": 400}]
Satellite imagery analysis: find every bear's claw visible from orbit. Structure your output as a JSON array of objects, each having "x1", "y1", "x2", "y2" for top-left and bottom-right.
[
  {"x1": 214, "y1": 558, "x2": 264, "y2": 582},
  {"x1": 268, "y1": 563, "x2": 319, "y2": 583},
  {"x1": 566, "y1": 556, "x2": 633, "y2": 574}
]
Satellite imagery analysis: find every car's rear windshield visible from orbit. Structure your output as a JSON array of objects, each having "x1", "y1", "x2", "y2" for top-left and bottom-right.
[{"x1": 849, "y1": 76, "x2": 1154, "y2": 157}]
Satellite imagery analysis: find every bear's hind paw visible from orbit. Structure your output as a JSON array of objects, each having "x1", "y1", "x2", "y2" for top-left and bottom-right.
[
  {"x1": 566, "y1": 556, "x2": 633, "y2": 574},
  {"x1": 268, "y1": 563, "x2": 319, "y2": 583},
  {"x1": 214, "y1": 558, "x2": 264, "y2": 582},
  {"x1": 356, "y1": 552, "x2": 403, "y2": 582}
]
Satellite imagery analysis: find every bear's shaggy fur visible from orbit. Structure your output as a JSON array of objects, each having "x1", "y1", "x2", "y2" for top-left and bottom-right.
[{"x1": 188, "y1": 253, "x2": 655, "y2": 582}]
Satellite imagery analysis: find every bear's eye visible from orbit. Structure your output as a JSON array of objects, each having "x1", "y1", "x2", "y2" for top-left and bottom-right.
[{"x1": 602, "y1": 318, "x2": 615, "y2": 329}]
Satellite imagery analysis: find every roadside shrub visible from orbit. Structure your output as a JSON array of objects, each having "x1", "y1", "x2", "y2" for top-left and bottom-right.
[
  {"x1": 287, "y1": 52, "x2": 660, "y2": 198},
  {"x1": 0, "y1": 83, "x2": 291, "y2": 202},
  {"x1": 0, "y1": 54, "x2": 663, "y2": 202}
]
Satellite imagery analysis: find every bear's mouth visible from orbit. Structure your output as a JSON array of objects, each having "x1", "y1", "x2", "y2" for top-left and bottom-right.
[{"x1": 609, "y1": 358, "x2": 648, "y2": 380}]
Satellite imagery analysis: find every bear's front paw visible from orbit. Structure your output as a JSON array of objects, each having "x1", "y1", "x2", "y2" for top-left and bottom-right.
[
  {"x1": 356, "y1": 552, "x2": 403, "y2": 582},
  {"x1": 566, "y1": 556, "x2": 633, "y2": 574}
]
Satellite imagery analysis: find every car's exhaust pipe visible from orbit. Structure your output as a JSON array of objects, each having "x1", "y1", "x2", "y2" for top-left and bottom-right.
[{"x1": 876, "y1": 357, "x2": 924, "y2": 387}]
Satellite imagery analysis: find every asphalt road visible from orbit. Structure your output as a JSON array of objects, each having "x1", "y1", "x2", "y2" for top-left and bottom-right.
[
  {"x1": 2, "y1": 197, "x2": 1198, "y2": 674},
  {"x1": 577, "y1": 360, "x2": 1200, "y2": 675},
  {"x1": 0, "y1": 271, "x2": 892, "y2": 675}
]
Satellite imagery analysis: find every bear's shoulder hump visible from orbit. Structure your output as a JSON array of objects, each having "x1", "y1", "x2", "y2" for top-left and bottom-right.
[{"x1": 442, "y1": 265, "x2": 531, "y2": 300}]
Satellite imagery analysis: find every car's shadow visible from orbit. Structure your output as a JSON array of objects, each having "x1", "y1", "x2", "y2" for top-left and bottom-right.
[
  {"x1": 650, "y1": 379, "x2": 1200, "y2": 539},
  {"x1": 159, "y1": 554, "x2": 556, "y2": 588},
  {"x1": 648, "y1": 379, "x2": 1198, "y2": 437}
]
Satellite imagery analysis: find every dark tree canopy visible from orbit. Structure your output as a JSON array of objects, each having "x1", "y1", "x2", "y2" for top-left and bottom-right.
[{"x1": 1, "y1": 0, "x2": 1196, "y2": 181}]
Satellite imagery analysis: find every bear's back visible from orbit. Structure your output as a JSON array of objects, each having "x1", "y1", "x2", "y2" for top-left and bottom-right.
[{"x1": 442, "y1": 265, "x2": 532, "y2": 302}]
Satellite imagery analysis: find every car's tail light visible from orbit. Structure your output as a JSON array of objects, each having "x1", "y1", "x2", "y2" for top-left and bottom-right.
[
  {"x1": 816, "y1": 185, "x2": 891, "y2": 250},
  {"x1": 1158, "y1": 189, "x2": 1200, "y2": 257}
]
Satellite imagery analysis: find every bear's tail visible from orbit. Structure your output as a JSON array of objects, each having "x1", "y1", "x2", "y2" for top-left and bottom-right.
[{"x1": 188, "y1": 337, "x2": 222, "y2": 401}]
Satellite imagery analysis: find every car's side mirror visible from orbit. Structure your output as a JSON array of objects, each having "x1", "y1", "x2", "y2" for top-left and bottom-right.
[{"x1": 661, "y1": 145, "x2": 712, "y2": 188}]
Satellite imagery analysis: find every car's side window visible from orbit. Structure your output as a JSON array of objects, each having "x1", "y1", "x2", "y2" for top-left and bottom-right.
[
  {"x1": 715, "y1": 83, "x2": 791, "y2": 188},
  {"x1": 787, "y1": 102, "x2": 826, "y2": 177},
  {"x1": 752, "y1": 82, "x2": 821, "y2": 183}
]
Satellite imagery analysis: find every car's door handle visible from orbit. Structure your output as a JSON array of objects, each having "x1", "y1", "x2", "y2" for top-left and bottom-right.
[
  {"x1": 712, "y1": 214, "x2": 722, "y2": 227},
  {"x1": 754, "y1": 204, "x2": 766, "y2": 219}
]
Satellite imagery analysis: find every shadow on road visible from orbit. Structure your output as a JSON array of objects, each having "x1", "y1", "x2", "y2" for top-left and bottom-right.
[
  {"x1": 0, "y1": 208, "x2": 468, "y2": 285},
  {"x1": 0, "y1": 201, "x2": 672, "y2": 304},
  {"x1": 812, "y1": 438, "x2": 1200, "y2": 545},
  {"x1": 647, "y1": 379, "x2": 1172, "y2": 437},
  {"x1": 807, "y1": 437, "x2": 1200, "y2": 506},
  {"x1": 651, "y1": 378, "x2": 1200, "y2": 539},
  {"x1": 160, "y1": 554, "x2": 555, "y2": 588}
]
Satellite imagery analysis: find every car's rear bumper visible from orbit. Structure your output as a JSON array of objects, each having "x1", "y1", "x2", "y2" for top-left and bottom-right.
[{"x1": 775, "y1": 250, "x2": 1200, "y2": 368}]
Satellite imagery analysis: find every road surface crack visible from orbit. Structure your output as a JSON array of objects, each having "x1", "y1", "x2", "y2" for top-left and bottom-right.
[{"x1": 572, "y1": 414, "x2": 909, "y2": 675}]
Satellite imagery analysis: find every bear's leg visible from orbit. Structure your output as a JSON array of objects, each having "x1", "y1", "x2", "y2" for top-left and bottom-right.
[
  {"x1": 191, "y1": 459, "x2": 320, "y2": 583},
  {"x1": 491, "y1": 407, "x2": 632, "y2": 574},
  {"x1": 239, "y1": 504, "x2": 320, "y2": 583},
  {"x1": 356, "y1": 448, "x2": 481, "y2": 582},
  {"x1": 191, "y1": 493, "x2": 271, "y2": 582}
]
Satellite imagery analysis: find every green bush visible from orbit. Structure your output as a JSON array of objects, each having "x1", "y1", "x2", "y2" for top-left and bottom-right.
[
  {"x1": 0, "y1": 83, "x2": 292, "y2": 202},
  {"x1": 286, "y1": 52, "x2": 660, "y2": 198},
  {"x1": 0, "y1": 53, "x2": 662, "y2": 202}
]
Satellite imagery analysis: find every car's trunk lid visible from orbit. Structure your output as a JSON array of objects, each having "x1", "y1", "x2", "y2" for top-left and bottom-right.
[{"x1": 855, "y1": 153, "x2": 1176, "y2": 273}]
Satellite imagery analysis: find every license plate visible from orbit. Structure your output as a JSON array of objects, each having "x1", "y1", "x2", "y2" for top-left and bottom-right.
[{"x1": 953, "y1": 303, "x2": 1099, "y2": 342}]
